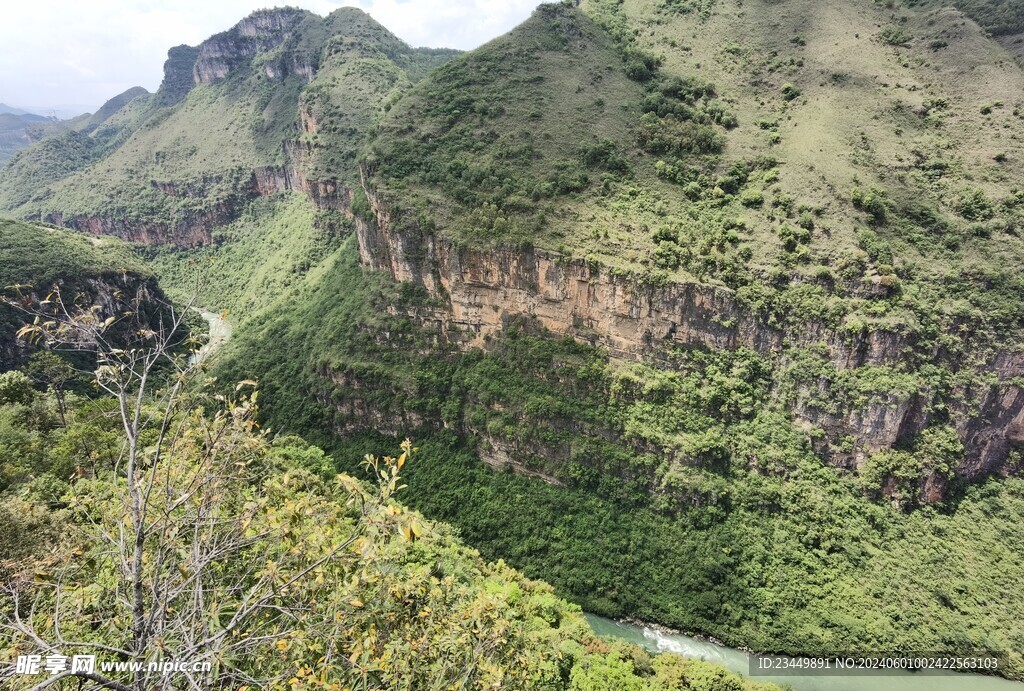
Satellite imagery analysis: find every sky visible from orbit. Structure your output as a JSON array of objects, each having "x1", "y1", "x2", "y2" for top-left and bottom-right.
[{"x1": 0, "y1": 0, "x2": 540, "y2": 116}]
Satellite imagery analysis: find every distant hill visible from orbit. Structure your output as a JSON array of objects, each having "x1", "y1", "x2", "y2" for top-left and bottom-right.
[
  {"x1": 0, "y1": 103, "x2": 47, "y2": 120},
  {"x1": 0, "y1": 107, "x2": 57, "y2": 166}
]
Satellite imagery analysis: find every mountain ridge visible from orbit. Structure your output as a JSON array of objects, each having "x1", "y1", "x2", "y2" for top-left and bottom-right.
[{"x1": 0, "y1": 6, "x2": 460, "y2": 245}]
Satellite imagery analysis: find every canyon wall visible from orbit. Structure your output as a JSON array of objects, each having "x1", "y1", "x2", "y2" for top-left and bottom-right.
[{"x1": 353, "y1": 171, "x2": 1024, "y2": 488}]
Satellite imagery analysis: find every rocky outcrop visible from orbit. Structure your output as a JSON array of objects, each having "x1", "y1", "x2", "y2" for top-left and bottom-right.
[
  {"x1": 41, "y1": 208, "x2": 229, "y2": 247},
  {"x1": 155, "y1": 46, "x2": 201, "y2": 107},
  {"x1": 353, "y1": 170, "x2": 1024, "y2": 488},
  {"x1": 322, "y1": 366, "x2": 425, "y2": 437},
  {"x1": 193, "y1": 9, "x2": 309, "y2": 84},
  {"x1": 0, "y1": 273, "x2": 168, "y2": 371}
]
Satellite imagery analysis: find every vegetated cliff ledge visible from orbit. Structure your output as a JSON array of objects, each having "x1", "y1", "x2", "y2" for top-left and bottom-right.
[
  {"x1": 38, "y1": 139, "x2": 347, "y2": 248},
  {"x1": 0, "y1": 218, "x2": 172, "y2": 370},
  {"x1": 353, "y1": 170, "x2": 1024, "y2": 492}
]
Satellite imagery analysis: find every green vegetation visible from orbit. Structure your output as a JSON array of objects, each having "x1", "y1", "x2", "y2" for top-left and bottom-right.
[
  {"x1": 878, "y1": 26, "x2": 912, "y2": 47},
  {"x1": 0, "y1": 7, "x2": 459, "y2": 231},
  {"x1": 5, "y1": 0, "x2": 1024, "y2": 684},
  {"x1": 365, "y1": 1, "x2": 748, "y2": 273},
  {"x1": 907, "y1": 0, "x2": 1024, "y2": 37},
  {"x1": 0, "y1": 218, "x2": 148, "y2": 286},
  {"x1": 0, "y1": 88, "x2": 152, "y2": 211},
  {"x1": 0, "y1": 328, "x2": 778, "y2": 690},
  {"x1": 191, "y1": 232, "x2": 1023, "y2": 677},
  {"x1": 0, "y1": 219, "x2": 162, "y2": 370},
  {"x1": 141, "y1": 193, "x2": 349, "y2": 321}
]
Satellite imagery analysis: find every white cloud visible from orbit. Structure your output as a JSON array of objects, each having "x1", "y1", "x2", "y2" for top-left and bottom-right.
[{"x1": 0, "y1": 0, "x2": 540, "y2": 112}]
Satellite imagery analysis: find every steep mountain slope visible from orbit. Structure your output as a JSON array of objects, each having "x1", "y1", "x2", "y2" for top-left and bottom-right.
[
  {"x1": 358, "y1": 0, "x2": 1024, "y2": 493},
  {"x1": 918, "y1": 0, "x2": 1024, "y2": 58},
  {"x1": 0, "y1": 87, "x2": 152, "y2": 212},
  {"x1": 0, "y1": 7, "x2": 458, "y2": 246},
  {"x1": 2, "y1": 0, "x2": 1023, "y2": 680},
  {"x1": 199, "y1": 0, "x2": 1024, "y2": 676}
]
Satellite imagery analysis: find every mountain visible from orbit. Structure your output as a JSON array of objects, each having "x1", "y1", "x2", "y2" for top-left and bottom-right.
[
  {"x1": 928, "y1": 0, "x2": 1024, "y2": 58},
  {"x1": 0, "y1": 107, "x2": 57, "y2": 166},
  {"x1": 359, "y1": 0, "x2": 1024, "y2": 496},
  {"x1": 0, "y1": 7, "x2": 459, "y2": 245},
  {"x1": 2, "y1": 0, "x2": 1024, "y2": 681},
  {"x1": 0, "y1": 104, "x2": 48, "y2": 119}
]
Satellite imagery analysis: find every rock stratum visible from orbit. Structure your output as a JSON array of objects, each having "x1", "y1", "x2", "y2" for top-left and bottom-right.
[{"x1": 354, "y1": 164, "x2": 1024, "y2": 495}]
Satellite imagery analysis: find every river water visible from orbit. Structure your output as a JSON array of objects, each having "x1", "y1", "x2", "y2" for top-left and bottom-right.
[
  {"x1": 585, "y1": 614, "x2": 1022, "y2": 691},
  {"x1": 190, "y1": 309, "x2": 232, "y2": 364}
]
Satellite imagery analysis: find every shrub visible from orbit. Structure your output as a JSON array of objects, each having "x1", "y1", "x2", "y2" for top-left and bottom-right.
[
  {"x1": 740, "y1": 189, "x2": 764, "y2": 207},
  {"x1": 856, "y1": 228, "x2": 893, "y2": 264},
  {"x1": 878, "y1": 26, "x2": 911, "y2": 46},
  {"x1": 581, "y1": 139, "x2": 630, "y2": 174},
  {"x1": 954, "y1": 188, "x2": 995, "y2": 221},
  {"x1": 637, "y1": 113, "x2": 725, "y2": 156},
  {"x1": 851, "y1": 185, "x2": 887, "y2": 224}
]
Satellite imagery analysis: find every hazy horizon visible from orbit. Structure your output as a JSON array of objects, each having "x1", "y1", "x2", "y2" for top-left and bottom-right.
[{"x1": 0, "y1": 0, "x2": 539, "y2": 115}]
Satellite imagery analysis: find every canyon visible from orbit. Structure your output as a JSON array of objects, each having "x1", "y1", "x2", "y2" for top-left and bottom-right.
[{"x1": 352, "y1": 169, "x2": 1024, "y2": 492}]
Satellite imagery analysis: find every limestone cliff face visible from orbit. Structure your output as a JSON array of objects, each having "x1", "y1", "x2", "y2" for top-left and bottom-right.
[
  {"x1": 193, "y1": 9, "x2": 308, "y2": 84},
  {"x1": 155, "y1": 45, "x2": 201, "y2": 107},
  {"x1": 353, "y1": 171, "x2": 1024, "y2": 488},
  {"x1": 40, "y1": 209, "x2": 226, "y2": 247}
]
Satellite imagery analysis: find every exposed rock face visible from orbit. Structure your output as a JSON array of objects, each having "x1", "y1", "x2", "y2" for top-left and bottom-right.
[
  {"x1": 353, "y1": 170, "x2": 1024, "y2": 488},
  {"x1": 193, "y1": 9, "x2": 308, "y2": 84},
  {"x1": 323, "y1": 367, "x2": 425, "y2": 437},
  {"x1": 155, "y1": 45, "x2": 201, "y2": 107},
  {"x1": 41, "y1": 208, "x2": 226, "y2": 248},
  {"x1": 0, "y1": 273, "x2": 167, "y2": 371}
]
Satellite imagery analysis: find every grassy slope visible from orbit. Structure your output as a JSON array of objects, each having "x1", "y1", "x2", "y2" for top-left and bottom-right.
[
  {"x1": 613, "y1": 0, "x2": 1024, "y2": 300},
  {"x1": 368, "y1": 0, "x2": 1024, "y2": 348},
  {"x1": 0, "y1": 218, "x2": 150, "y2": 287},
  {"x1": 0, "y1": 89, "x2": 153, "y2": 212},
  {"x1": 367, "y1": 4, "x2": 686, "y2": 267},
  {"x1": 0, "y1": 8, "x2": 459, "y2": 226},
  {"x1": 297, "y1": 9, "x2": 459, "y2": 186}
]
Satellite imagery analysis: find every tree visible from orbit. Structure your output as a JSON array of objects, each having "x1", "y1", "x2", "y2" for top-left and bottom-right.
[
  {"x1": 0, "y1": 371, "x2": 33, "y2": 407},
  {"x1": 25, "y1": 352, "x2": 77, "y2": 427},
  {"x1": 0, "y1": 288, "x2": 419, "y2": 689}
]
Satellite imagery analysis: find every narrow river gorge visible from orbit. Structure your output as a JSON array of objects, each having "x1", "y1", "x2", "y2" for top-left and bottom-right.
[{"x1": 196, "y1": 308, "x2": 1022, "y2": 688}]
